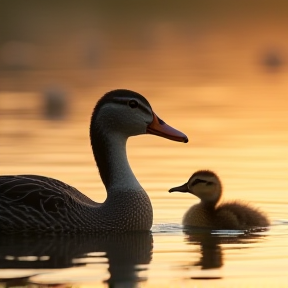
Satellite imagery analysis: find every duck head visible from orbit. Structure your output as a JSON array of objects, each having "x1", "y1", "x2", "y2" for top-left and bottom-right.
[
  {"x1": 169, "y1": 170, "x2": 222, "y2": 205},
  {"x1": 90, "y1": 89, "x2": 188, "y2": 142}
]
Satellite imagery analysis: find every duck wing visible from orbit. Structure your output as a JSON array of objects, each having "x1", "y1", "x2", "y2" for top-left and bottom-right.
[
  {"x1": 0, "y1": 175, "x2": 96, "y2": 207},
  {"x1": 0, "y1": 175, "x2": 98, "y2": 233}
]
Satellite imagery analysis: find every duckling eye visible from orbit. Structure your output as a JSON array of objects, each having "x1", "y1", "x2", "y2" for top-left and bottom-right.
[
  {"x1": 128, "y1": 100, "x2": 139, "y2": 109},
  {"x1": 191, "y1": 179, "x2": 206, "y2": 186},
  {"x1": 206, "y1": 181, "x2": 213, "y2": 186}
]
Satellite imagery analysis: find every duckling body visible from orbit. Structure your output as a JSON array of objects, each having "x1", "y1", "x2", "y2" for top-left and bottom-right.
[
  {"x1": 182, "y1": 201, "x2": 269, "y2": 230},
  {"x1": 0, "y1": 89, "x2": 188, "y2": 234},
  {"x1": 169, "y1": 170, "x2": 269, "y2": 230}
]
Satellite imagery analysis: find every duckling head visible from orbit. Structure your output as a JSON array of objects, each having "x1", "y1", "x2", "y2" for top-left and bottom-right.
[{"x1": 169, "y1": 170, "x2": 222, "y2": 205}]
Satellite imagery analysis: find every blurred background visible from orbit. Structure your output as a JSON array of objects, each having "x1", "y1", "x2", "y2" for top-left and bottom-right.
[{"x1": 0, "y1": 0, "x2": 287, "y2": 89}]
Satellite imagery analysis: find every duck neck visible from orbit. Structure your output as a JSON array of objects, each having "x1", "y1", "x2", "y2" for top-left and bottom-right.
[
  {"x1": 200, "y1": 187, "x2": 222, "y2": 210},
  {"x1": 91, "y1": 129, "x2": 143, "y2": 194},
  {"x1": 201, "y1": 200, "x2": 218, "y2": 210}
]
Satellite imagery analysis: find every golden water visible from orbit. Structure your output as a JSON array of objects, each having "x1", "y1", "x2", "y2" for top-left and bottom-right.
[{"x1": 0, "y1": 75, "x2": 287, "y2": 287}]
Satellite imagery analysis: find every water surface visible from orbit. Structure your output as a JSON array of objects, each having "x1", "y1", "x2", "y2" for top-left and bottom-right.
[{"x1": 0, "y1": 82, "x2": 287, "y2": 287}]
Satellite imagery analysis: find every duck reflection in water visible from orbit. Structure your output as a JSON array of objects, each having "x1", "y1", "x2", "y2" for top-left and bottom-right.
[
  {"x1": 0, "y1": 231, "x2": 153, "y2": 286},
  {"x1": 183, "y1": 230, "x2": 266, "y2": 278},
  {"x1": 185, "y1": 231, "x2": 223, "y2": 270}
]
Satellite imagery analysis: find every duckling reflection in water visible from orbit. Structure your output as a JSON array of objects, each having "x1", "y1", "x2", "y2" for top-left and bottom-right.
[
  {"x1": 183, "y1": 231, "x2": 265, "y2": 274},
  {"x1": 169, "y1": 170, "x2": 270, "y2": 230}
]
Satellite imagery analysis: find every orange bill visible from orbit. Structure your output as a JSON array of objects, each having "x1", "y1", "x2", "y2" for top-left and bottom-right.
[{"x1": 147, "y1": 112, "x2": 188, "y2": 143}]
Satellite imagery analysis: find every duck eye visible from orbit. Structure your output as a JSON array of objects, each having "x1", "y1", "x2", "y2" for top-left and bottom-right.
[
  {"x1": 128, "y1": 100, "x2": 138, "y2": 109},
  {"x1": 191, "y1": 179, "x2": 206, "y2": 186}
]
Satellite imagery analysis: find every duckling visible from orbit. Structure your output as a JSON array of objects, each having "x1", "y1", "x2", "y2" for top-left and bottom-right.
[
  {"x1": 0, "y1": 89, "x2": 188, "y2": 234},
  {"x1": 169, "y1": 170, "x2": 270, "y2": 230}
]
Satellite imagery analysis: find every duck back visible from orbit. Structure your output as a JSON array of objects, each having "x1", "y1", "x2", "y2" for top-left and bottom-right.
[
  {"x1": 215, "y1": 201, "x2": 270, "y2": 229},
  {"x1": 0, "y1": 175, "x2": 95, "y2": 233}
]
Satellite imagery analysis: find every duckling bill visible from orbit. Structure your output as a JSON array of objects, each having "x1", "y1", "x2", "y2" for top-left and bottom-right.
[{"x1": 169, "y1": 170, "x2": 270, "y2": 230}]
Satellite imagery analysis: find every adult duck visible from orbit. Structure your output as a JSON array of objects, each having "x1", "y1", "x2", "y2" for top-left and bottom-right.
[
  {"x1": 169, "y1": 170, "x2": 269, "y2": 230},
  {"x1": 0, "y1": 89, "x2": 188, "y2": 233}
]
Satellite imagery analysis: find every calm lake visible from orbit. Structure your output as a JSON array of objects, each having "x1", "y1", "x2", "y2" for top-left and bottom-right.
[{"x1": 0, "y1": 76, "x2": 287, "y2": 287}]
